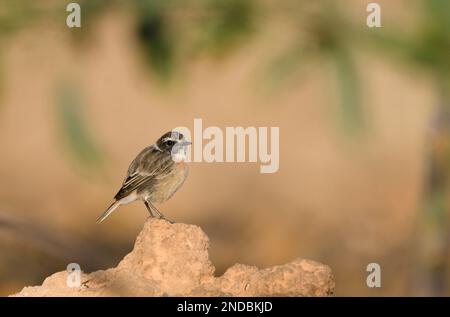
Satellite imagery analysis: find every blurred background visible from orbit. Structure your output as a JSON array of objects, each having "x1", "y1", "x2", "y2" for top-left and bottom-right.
[{"x1": 0, "y1": 0, "x2": 449, "y2": 296}]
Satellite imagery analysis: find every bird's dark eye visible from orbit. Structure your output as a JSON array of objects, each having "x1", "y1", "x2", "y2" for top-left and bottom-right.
[{"x1": 166, "y1": 140, "x2": 175, "y2": 146}]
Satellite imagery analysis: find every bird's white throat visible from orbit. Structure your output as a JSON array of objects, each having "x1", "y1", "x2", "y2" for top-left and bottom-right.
[{"x1": 171, "y1": 146, "x2": 187, "y2": 163}]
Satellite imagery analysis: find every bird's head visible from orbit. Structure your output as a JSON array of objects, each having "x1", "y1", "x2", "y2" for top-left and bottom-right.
[{"x1": 156, "y1": 131, "x2": 191, "y2": 161}]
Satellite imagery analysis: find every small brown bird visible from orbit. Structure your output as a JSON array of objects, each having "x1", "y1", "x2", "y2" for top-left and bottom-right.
[{"x1": 97, "y1": 131, "x2": 191, "y2": 223}]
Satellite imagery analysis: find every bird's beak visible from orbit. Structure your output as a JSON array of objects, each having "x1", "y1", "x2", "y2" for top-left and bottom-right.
[{"x1": 180, "y1": 141, "x2": 192, "y2": 146}]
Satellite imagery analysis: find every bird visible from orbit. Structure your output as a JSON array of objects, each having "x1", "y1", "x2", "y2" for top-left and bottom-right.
[{"x1": 96, "y1": 131, "x2": 191, "y2": 224}]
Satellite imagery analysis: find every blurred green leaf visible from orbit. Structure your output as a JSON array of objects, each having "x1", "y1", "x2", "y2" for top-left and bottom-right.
[
  {"x1": 332, "y1": 47, "x2": 363, "y2": 135},
  {"x1": 201, "y1": 0, "x2": 254, "y2": 55},
  {"x1": 0, "y1": 1, "x2": 37, "y2": 35},
  {"x1": 263, "y1": 45, "x2": 309, "y2": 89},
  {"x1": 135, "y1": 0, "x2": 174, "y2": 80},
  {"x1": 55, "y1": 82, "x2": 102, "y2": 169},
  {"x1": 423, "y1": 0, "x2": 450, "y2": 26},
  {"x1": 363, "y1": 0, "x2": 450, "y2": 78}
]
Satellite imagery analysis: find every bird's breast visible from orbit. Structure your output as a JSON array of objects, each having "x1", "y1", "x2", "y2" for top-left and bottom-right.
[{"x1": 151, "y1": 162, "x2": 188, "y2": 203}]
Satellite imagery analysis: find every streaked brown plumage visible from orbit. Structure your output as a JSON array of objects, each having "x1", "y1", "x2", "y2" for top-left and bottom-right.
[{"x1": 97, "y1": 131, "x2": 190, "y2": 223}]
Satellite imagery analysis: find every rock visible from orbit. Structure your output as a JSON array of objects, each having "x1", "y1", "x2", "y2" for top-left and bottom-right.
[{"x1": 11, "y1": 219, "x2": 335, "y2": 296}]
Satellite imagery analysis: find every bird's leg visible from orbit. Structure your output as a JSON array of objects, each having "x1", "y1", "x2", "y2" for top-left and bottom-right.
[
  {"x1": 144, "y1": 201, "x2": 157, "y2": 218},
  {"x1": 147, "y1": 201, "x2": 175, "y2": 224}
]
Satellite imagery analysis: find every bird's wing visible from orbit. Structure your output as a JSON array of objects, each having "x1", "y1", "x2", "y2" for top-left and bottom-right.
[{"x1": 114, "y1": 146, "x2": 173, "y2": 200}]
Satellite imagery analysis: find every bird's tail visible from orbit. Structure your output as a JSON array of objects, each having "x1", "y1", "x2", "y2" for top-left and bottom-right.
[{"x1": 96, "y1": 201, "x2": 121, "y2": 224}]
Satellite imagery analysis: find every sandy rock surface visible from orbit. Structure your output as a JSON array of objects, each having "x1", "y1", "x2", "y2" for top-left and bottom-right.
[{"x1": 12, "y1": 219, "x2": 335, "y2": 296}]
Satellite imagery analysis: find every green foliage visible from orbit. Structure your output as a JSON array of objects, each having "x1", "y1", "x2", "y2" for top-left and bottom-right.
[
  {"x1": 332, "y1": 47, "x2": 362, "y2": 134},
  {"x1": 55, "y1": 82, "x2": 102, "y2": 170},
  {"x1": 365, "y1": 0, "x2": 450, "y2": 79},
  {"x1": 0, "y1": 0, "x2": 449, "y2": 147},
  {"x1": 201, "y1": 0, "x2": 254, "y2": 55},
  {"x1": 265, "y1": 3, "x2": 364, "y2": 135},
  {"x1": 132, "y1": 0, "x2": 254, "y2": 79},
  {"x1": 0, "y1": 1, "x2": 37, "y2": 35},
  {"x1": 135, "y1": 0, "x2": 174, "y2": 80}
]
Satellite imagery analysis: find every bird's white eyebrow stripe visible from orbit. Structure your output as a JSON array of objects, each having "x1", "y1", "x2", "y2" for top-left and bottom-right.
[{"x1": 163, "y1": 137, "x2": 178, "y2": 142}]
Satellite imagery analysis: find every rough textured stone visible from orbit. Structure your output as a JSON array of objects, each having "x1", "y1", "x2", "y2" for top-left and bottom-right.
[{"x1": 12, "y1": 219, "x2": 335, "y2": 296}]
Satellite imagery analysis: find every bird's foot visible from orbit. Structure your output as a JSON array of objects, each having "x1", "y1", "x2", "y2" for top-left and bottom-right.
[{"x1": 159, "y1": 215, "x2": 175, "y2": 224}]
